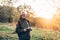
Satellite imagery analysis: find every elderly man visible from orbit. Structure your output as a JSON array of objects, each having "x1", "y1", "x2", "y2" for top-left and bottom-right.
[{"x1": 15, "y1": 11, "x2": 32, "y2": 40}]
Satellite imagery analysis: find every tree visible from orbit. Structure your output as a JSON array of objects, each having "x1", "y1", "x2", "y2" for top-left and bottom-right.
[
  {"x1": 0, "y1": 0, "x2": 19, "y2": 23},
  {"x1": 1, "y1": 0, "x2": 17, "y2": 6},
  {"x1": 0, "y1": 6, "x2": 19, "y2": 23}
]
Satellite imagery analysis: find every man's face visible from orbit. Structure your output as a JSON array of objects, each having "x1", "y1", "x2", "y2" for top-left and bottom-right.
[{"x1": 21, "y1": 14, "x2": 26, "y2": 18}]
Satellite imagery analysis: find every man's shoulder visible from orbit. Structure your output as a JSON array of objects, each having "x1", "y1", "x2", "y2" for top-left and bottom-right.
[{"x1": 26, "y1": 19, "x2": 29, "y2": 22}]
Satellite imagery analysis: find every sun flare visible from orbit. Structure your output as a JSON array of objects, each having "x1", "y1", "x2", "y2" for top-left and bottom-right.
[
  {"x1": 13, "y1": 0, "x2": 59, "y2": 19},
  {"x1": 40, "y1": 14, "x2": 53, "y2": 19}
]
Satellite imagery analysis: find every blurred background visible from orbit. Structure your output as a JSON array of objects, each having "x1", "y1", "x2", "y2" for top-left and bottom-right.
[{"x1": 0, "y1": 0, "x2": 60, "y2": 40}]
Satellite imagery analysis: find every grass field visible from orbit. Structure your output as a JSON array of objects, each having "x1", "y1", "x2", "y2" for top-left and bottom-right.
[{"x1": 0, "y1": 23, "x2": 60, "y2": 40}]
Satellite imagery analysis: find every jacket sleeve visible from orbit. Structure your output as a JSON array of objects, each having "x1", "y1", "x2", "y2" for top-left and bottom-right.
[
  {"x1": 27, "y1": 20, "x2": 31, "y2": 27},
  {"x1": 15, "y1": 21, "x2": 24, "y2": 33},
  {"x1": 27, "y1": 20, "x2": 32, "y2": 31}
]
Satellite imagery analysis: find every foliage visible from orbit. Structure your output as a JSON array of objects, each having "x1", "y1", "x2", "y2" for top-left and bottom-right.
[{"x1": 0, "y1": 6, "x2": 19, "y2": 22}]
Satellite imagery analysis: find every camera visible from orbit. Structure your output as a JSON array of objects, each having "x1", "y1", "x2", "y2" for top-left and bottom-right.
[{"x1": 25, "y1": 27, "x2": 32, "y2": 31}]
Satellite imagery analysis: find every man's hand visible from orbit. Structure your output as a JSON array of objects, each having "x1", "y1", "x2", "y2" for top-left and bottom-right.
[{"x1": 23, "y1": 29, "x2": 27, "y2": 32}]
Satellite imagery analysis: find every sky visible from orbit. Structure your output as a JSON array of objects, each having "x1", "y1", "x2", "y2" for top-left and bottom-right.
[
  {"x1": 0, "y1": 0, "x2": 60, "y2": 18},
  {"x1": 13, "y1": 0, "x2": 60, "y2": 18}
]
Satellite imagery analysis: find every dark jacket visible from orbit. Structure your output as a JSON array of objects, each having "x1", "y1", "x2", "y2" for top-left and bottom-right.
[{"x1": 15, "y1": 18, "x2": 32, "y2": 39}]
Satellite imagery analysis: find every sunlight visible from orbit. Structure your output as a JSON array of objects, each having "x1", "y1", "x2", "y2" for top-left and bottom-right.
[
  {"x1": 40, "y1": 14, "x2": 53, "y2": 19},
  {"x1": 13, "y1": 0, "x2": 59, "y2": 19}
]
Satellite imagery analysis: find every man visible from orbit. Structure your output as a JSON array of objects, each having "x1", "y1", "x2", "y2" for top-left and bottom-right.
[{"x1": 15, "y1": 11, "x2": 32, "y2": 40}]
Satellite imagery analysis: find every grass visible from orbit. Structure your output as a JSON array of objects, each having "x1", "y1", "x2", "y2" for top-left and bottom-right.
[{"x1": 0, "y1": 23, "x2": 60, "y2": 40}]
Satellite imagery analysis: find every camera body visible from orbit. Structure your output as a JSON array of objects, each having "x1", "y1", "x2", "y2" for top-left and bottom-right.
[{"x1": 25, "y1": 27, "x2": 32, "y2": 31}]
